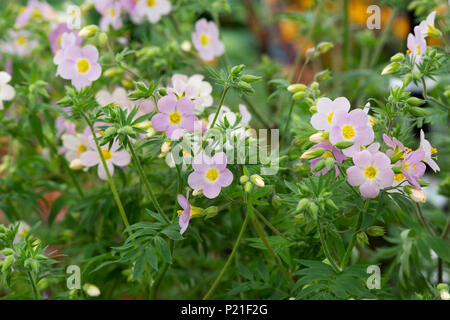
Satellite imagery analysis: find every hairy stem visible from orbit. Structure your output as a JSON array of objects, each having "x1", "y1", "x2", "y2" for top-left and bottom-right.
[
  {"x1": 209, "y1": 79, "x2": 231, "y2": 128},
  {"x1": 27, "y1": 271, "x2": 39, "y2": 300},
  {"x1": 317, "y1": 217, "x2": 341, "y2": 272}
]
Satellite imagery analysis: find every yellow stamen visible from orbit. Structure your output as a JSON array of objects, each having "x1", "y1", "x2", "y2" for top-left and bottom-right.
[
  {"x1": 369, "y1": 116, "x2": 375, "y2": 126},
  {"x1": 177, "y1": 210, "x2": 183, "y2": 215},
  {"x1": 406, "y1": 49, "x2": 411, "y2": 54},
  {"x1": 416, "y1": 45, "x2": 421, "y2": 55},
  {"x1": 342, "y1": 125, "x2": 355, "y2": 140},
  {"x1": 102, "y1": 149, "x2": 112, "y2": 161},
  {"x1": 364, "y1": 166, "x2": 377, "y2": 179},
  {"x1": 77, "y1": 144, "x2": 87, "y2": 153},
  {"x1": 16, "y1": 36, "x2": 27, "y2": 46},
  {"x1": 200, "y1": 34, "x2": 212, "y2": 46},
  {"x1": 77, "y1": 59, "x2": 90, "y2": 73},
  {"x1": 327, "y1": 112, "x2": 334, "y2": 123},
  {"x1": 205, "y1": 168, "x2": 219, "y2": 182},
  {"x1": 169, "y1": 112, "x2": 182, "y2": 124},
  {"x1": 147, "y1": 0, "x2": 156, "y2": 7},
  {"x1": 394, "y1": 173, "x2": 405, "y2": 182},
  {"x1": 322, "y1": 151, "x2": 333, "y2": 158},
  {"x1": 57, "y1": 35, "x2": 62, "y2": 46},
  {"x1": 431, "y1": 147, "x2": 437, "y2": 154}
]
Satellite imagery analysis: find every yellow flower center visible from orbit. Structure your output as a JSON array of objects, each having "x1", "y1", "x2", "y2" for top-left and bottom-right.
[
  {"x1": 147, "y1": 0, "x2": 157, "y2": 7},
  {"x1": 77, "y1": 144, "x2": 87, "y2": 153},
  {"x1": 394, "y1": 173, "x2": 404, "y2": 182},
  {"x1": 406, "y1": 49, "x2": 411, "y2": 54},
  {"x1": 77, "y1": 59, "x2": 90, "y2": 73},
  {"x1": 369, "y1": 116, "x2": 375, "y2": 126},
  {"x1": 431, "y1": 147, "x2": 437, "y2": 154},
  {"x1": 32, "y1": 9, "x2": 40, "y2": 18},
  {"x1": 110, "y1": 7, "x2": 116, "y2": 17},
  {"x1": 205, "y1": 168, "x2": 219, "y2": 182},
  {"x1": 327, "y1": 112, "x2": 334, "y2": 123},
  {"x1": 169, "y1": 112, "x2": 182, "y2": 124},
  {"x1": 200, "y1": 34, "x2": 212, "y2": 46},
  {"x1": 402, "y1": 161, "x2": 409, "y2": 172},
  {"x1": 16, "y1": 36, "x2": 27, "y2": 46},
  {"x1": 364, "y1": 166, "x2": 377, "y2": 179},
  {"x1": 342, "y1": 125, "x2": 355, "y2": 140},
  {"x1": 416, "y1": 45, "x2": 421, "y2": 55},
  {"x1": 102, "y1": 149, "x2": 112, "y2": 161},
  {"x1": 322, "y1": 151, "x2": 333, "y2": 158},
  {"x1": 57, "y1": 35, "x2": 62, "y2": 46}
]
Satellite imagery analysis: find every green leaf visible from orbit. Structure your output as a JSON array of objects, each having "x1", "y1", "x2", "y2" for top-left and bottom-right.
[
  {"x1": 29, "y1": 114, "x2": 45, "y2": 145},
  {"x1": 132, "y1": 252, "x2": 146, "y2": 281},
  {"x1": 145, "y1": 246, "x2": 158, "y2": 270},
  {"x1": 423, "y1": 235, "x2": 450, "y2": 263},
  {"x1": 154, "y1": 236, "x2": 172, "y2": 264}
]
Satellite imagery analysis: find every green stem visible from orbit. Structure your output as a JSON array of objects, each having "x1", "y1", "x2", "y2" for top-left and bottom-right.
[
  {"x1": 27, "y1": 271, "x2": 39, "y2": 300},
  {"x1": 340, "y1": 199, "x2": 369, "y2": 270},
  {"x1": 203, "y1": 210, "x2": 250, "y2": 300},
  {"x1": 127, "y1": 140, "x2": 170, "y2": 224},
  {"x1": 81, "y1": 112, "x2": 131, "y2": 235},
  {"x1": 251, "y1": 205, "x2": 295, "y2": 285},
  {"x1": 317, "y1": 217, "x2": 341, "y2": 272},
  {"x1": 253, "y1": 207, "x2": 285, "y2": 238},
  {"x1": 415, "y1": 203, "x2": 435, "y2": 236},
  {"x1": 209, "y1": 84, "x2": 231, "y2": 129}
]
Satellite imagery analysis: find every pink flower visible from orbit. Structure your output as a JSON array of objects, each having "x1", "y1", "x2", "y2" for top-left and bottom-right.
[
  {"x1": 382, "y1": 134, "x2": 406, "y2": 157},
  {"x1": 57, "y1": 45, "x2": 102, "y2": 90},
  {"x1": 151, "y1": 95, "x2": 198, "y2": 140},
  {"x1": 419, "y1": 129, "x2": 439, "y2": 172},
  {"x1": 55, "y1": 117, "x2": 76, "y2": 137},
  {"x1": 53, "y1": 33, "x2": 79, "y2": 72},
  {"x1": 0, "y1": 30, "x2": 38, "y2": 57},
  {"x1": 419, "y1": 11, "x2": 437, "y2": 37},
  {"x1": 401, "y1": 150, "x2": 426, "y2": 189},
  {"x1": 95, "y1": 0, "x2": 123, "y2": 30},
  {"x1": 167, "y1": 74, "x2": 213, "y2": 114},
  {"x1": 15, "y1": 0, "x2": 55, "y2": 29},
  {"x1": 329, "y1": 109, "x2": 374, "y2": 157},
  {"x1": 308, "y1": 140, "x2": 346, "y2": 176},
  {"x1": 192, "y1": 19, "x2": 225, "y2": 61},
  {"x1": 80, "y1": 139, "x2": 131, "y2": 180},
  {"x1": 177, "y1": 191, "x2": 191, "y2": 235},
  {"x1": 49, "y1": 23, "x2": 82, "y2": 54},
  {"x1": 188, "y1": 152, "x2": 233, "y2": 199},
  {"x1": 407, "y1": 26, "x2": 426, "y2": 67},
  {"x1": 311, "y1": 97, "x2": 350, "y2": 131},
  {"x1": 135, "y1": 0, "x2": 171, "y2": 24},
  {"x1": 62, "y1": 133, "x2": 89, "y2": 162},
  {"x1": 347, "y1": 150, "x2": 394, "y2": 198},
  {"x1": 96, "y1": 87, "x2": 155, "y2": 116}
]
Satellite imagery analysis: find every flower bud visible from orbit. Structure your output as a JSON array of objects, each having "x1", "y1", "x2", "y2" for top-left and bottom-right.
[
  {"x1": 240, "y1": 175, "x2": 249, "y2": 184},
  {"x1": 0, "y1": 248, "x2": 13, "y2": 256},
  {"x1": 293, "y1": 91, "x2": 306, "y2": 100},
  {"x1": 406, "y1": 97, "x2": 425, "y2": 107},
  {"x1": 417, "y1": 179, "x2": 429, "y2": 187},
  {"x1": 305, "y1": 47, "x2": 316, "y2": 59},
  {"x1": 390, "y1": 150, "x2": 404, "y2": 165},
  {"x1": 244, "y1": 181, "x2": 252, "y2": 192},
  {"x1": 426, "y1": 25, "x2": 441, "y2": 37},
  {"x1": 309, "y1": 105, "x2": 317, "y2": 113},
  {"x1": 238, "y1": 81, "x2": 254, "y2": 93},
  {"x1": 241, "y1": 75, "x2": 262, "y2": 83},
  {"x1": 272, "y1": 195, "x2": 282, "y2": 208},
  {"x1": 316, "y1": 42, "x2": 334, "y2": 54},
  {"x1": 300, "y1": 148, "x2": 327, "y2": 160},
  {"x1": 104, "y1": 67, "x2": 123, "y2": 78},
  {"x1": 133, "y1": 120, "x2": 153, "y2": 130},
  {"x1": 314, "y1": 69, "x2": 332, "y2": 82},
  {"x1": 407, "y1": 107, "x2": 430, "y2": 117},
  {"x1": 403, "y1": 73, "x2": 412, "y2": 87},
  {"x1": 310, "y1": 81, "x2": 319, "y2": 90},
  {"x1": 69, "y1": 159, "x2": 84, "y2": 170},
  {"x1": 192, "y1": 189, "x2": 203, "y2": 196},
  {"x1": 181, "y1": 40, "x2": 192, "y2": 52},
  {"x1": 296, "y1": 199, "x2": 309, "y2": 212},
  {"x1": 309, "y1": 131, "x2": 329, "y2": 143},
  {"x1": 204, "y1": 206, "x2": 218, "y2": 219},
  {"x1": 78, "y1": 25, "x2": 98, "y2": 38},
  {"x1": 381, "y1": 62, "x2": 400, "y2": 75},
  {"x1": 103, "y1": 126, "x2": 117, "y2": 138},
  {"x1": 98, "y1": 32, "x2": 108, "y2": 46},
  {"x1": 287, "y1": 83, "x2": 307, "y2": 93},
  {"x1": 84, "y1": 284, "x2": 101, "y2": 297},
  {"x1": 410, "y1": 188, "x2": 426, "y2": 203},
  {"x1": 335, "y1": 141, "x2": 354, "y2": 149},
  {"x1": 307, "y1": 202, "x2": 318, "y2": 218},
  {"x1": 357, "y1": 232, "x2": 369, "y2": 247},
  {"x1": 231, "y1": 64, "x2": 245, "y2": 75},
  {"x1": 390, "y1": 53, "x2": 404, "y2": 62},
  {"x1": 250, "y1": 174, "x2": 265, "y2": 187},
  {"x1": 313, "y1": 159, "x2": 326, "y2": 172},
  {"x1": 1, "y1": 255, "x2": 14, "y2": 273},
  {"x1": 412, "y1": 69, "x2": 421, "y2": 80},
  {"x1": 367, "y1": 226, "x2": 385, "y2": 237},
  {"x1": 325, "y1": 199, "x2": 338, "y2": 210}
]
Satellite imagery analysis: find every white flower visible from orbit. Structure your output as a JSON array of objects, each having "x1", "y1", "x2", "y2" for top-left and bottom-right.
[
  {"x1": 62, "y1": 133, "x2": 90, "y2": 162},
  {"x1": 96, "y1": 87, "x2": 155, "y2": 115},
  {"x1": 208, "y1": 105, "x2": 236, "y2": 128},
  {"x1": 135, "y1": 0, "x2": 171, "y2": 24},
  {"x1": 167, "y1": 74, "x2": 213, "y2": 114},
  {"x1": 0, "y1": 71, "x2": 15, "y2": 110},
  {"x1": 419, "y1": 129, "x2": 440, "y2": 172},
  {"x1": 410, "y1": 188, "x2": 426, "y2": 203},
  {"x1": 84, "y1": 284, "x2": 101, "y2": 297},
  {"x1": 14, "y1": 221, "x2": 30, "y2": 245},
  {"x1": 419, "y1": 11, "x2": 440, "y2": 37},
  {"x1": 239, "y1": 104, "x2": 251, "y2": 125},
  {"x1": 310, "y1": 97, "x2": 350, "y2": 131},
  {"x1": 407, "y1": 26, "x2": 426, "y2": 66},
  {"x1": 0, "y1": 30, "x2": 38, "y2": 57}
]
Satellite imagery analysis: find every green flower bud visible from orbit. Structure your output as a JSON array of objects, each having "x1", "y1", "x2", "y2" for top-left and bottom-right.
[
  {"x1": 309, "y1": 131, "x2": 329, "y2": 143},
  {"x1": 0, "y1": 248, "x2": 14, "y2": 256},
  {"x1": 356, "y1": 231, "x2": 369, "y2": 247},
  {"x1": 381, "y1": 62, "x2": 400, "y2": 75},
  {"x1": 287, "y1": 84, "x2": 307, "y2": 93},
  {"x1": 390, "y1": 149, "x2": 404, "y2": 165},
  {"x1": 307, "y1": 202, "x2": 318, "y2": 219},
  {"x1": 309, "y1": 105, "x2": 317, "y2": 113},
  {"x1": 325, "y1": 199, "x2": 338, "y2": 210},
  {"x1": 293, "y1": 91, "x2": 306, "y2": 100},
  {"x1": 392, "y1": 163, "x2": 403, "y2": 173},
  {"x1": 316, "y1": 42, "x2": 334, "y2": 54},
  {"x1": 325, "y1": 157, "x2": 335, "y2": 170},
  {"x1": 313, "y1": 159, "x2": 326, "y2": 172},
  {"x1": 123, "y1": 126, "x2": 135, "y2": 135},
  {"x1": 412, "y1": 69, "x2": 421, "y2": 80},
  {"x1": 403, "y1": 73, "x2": 412, "y2": 87},
  {"x1": 390, "y1": 53, "x2": 405, "y2": 62},
  {"x1": 305, "y1": 47, "x2": 316, "y2": 59},
  {"x1": 104, "y1": 67, "x2": 123, "y2": 77},
  {"x1": 240, "y1": 175, "x2": 249, "y2": 184},
  {"x1": 417, "y1": 179, "x2": 429, "y2": 187},
  {"x1": 314, "y1": 69, "x2": 332, "y2": 82},
  {"x1": 296, "y1": 199, "x2": 309, "y2": 212},
  {"x1": 310, "y1": 81, "x2": 319, "y2": 90},
  {"x1": 78, "y1": 25, "x2": 98, "y2": 38},
  {"x1": 444, "y1": 90, "x2": 450, "y2": 99},
  {"x1": 300, "y1": 148, "x2": 326, "y2": 160},
  {"x1": 426, "y1": 25, "x2": 441, "y2": 37},
  {"x1": 241, "y1": 75, "x2": 262, "y2": 83},
  {"x1": 305, "y1": 98, "x2": 314, "y2": 106},
  {"x1": 407, "y1": 107, "x2": 430, "y2": 117},
  {"x1": 103, "y1": 127, "x2": 117, "y2": 137},
  {"x1": 272, "y1": 195, "x2": 282, "y2": 208},
  {"x1": 2, "y1": 255, "x2": 14, "y2": 273},
  {"x1": 238, "y1": 81, "x2": 255, "y2": 93},
  {"x1": 335, "y1": 141, "x2": 354, "y2": 149},
  {"x1": 98, "y1": 32, "x2": 108, "y2": 46},
  {"x1": 244, "y1": 181, "x2": 252, "y2": 193},
  {"x1": 367, "y1": 226, "x2": 385, "y2": 237},
  {"x1": 204, "y1": 206, "x2": 218, "y2": 219},
  {"x1": 231, "y1": 64, "x2": 245, "y2": 75},
  {"x1": 406, "y1": 97, "x2": 425, "y2": 106}
]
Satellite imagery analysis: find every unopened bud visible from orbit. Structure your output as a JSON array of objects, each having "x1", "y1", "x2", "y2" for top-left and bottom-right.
[
  {"x1": 381, "y1": 62, "x2": 400, "y2": 75},
  {"x1": 390, "y1": 53, "x2": 405, "y2": 62},
  {"x1": 300, "y1": 148, "x2": 326, "y2": 160},
  {"x1": 367, "y1": 226, "x2": 385, "y2": 237},
  {"x1": 231, "y1": 64, "x2": 245, "y2": 75},
  {"x1": 296, "y1": 198, "x2": 309, "y2": 212},
  {"x1": 69, "y1": 159, "x2": 84, "y2": 170},
  {"x1": 78, "y1": 25, "x2": 98, "y2": 38},
  {"x1": 407, "y1": 97, "x2": 425, "y2": 106},
  {"x1": 316, "y1": 42, "x2": 334, "y2": 54},
  {"x1": 238, "y1": 81, "x2": 254, "y2": 93},
  {"x1": 325, "y1": 199, "x2": 338, "y2": 210},
  {"x1": 293, "y1": 91, "x2": 306, "y2": 100},
  {"x1": 250, "y1": 174, "x2": 265, "y2": 187},
  {"x1": 181, "y1": 40, "x2": 192, "y2": 52},
  {"x1": 309, "y1": 132, "x2": 329, "y2": 143},
  {"x1": 287, "y1": 83, "x2": 307, "y2": 93},
  {"x1": 407, "y1": 107, "x2": 430, "y2": 117},
  {"x1": 244, "y1": 181, "x2": 252, "y2": 192},
  {"x1": 335, "y1": 141, "x2": 354, "y2": 149},
  {"x1": 357, "y1": 231, "x2": 369, "y2": 247},
  {"x1": 325, "y1": 157, "x2": 334, "y2": 170},
  {"x1": 403, "y1": 73, "x2": 412, "y2": 87},
  {"x1": 241, "y1": 75, "x2": 261, "y2": 83},
  {"x1": 313, "y1": 159, "x2": 326, "y2": 172},
  {"x1": 314, "y1": 69, "x2": 332, "y2": 82},
  {"x1": 410, "y1": 188, "x2": 426, "y2": 203},
  {"x1": 103, "y1": 126, "x2": 117, "y2": 137},
  {"x1": 307, "y1": 202, "x2": 318, "y2": 218},
  {"x1": 240, "y1": 175, "x2": 249, "y2": 184},
  {"x1": 98, "y1": 32, "x2": 108, "y2": 46}
]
